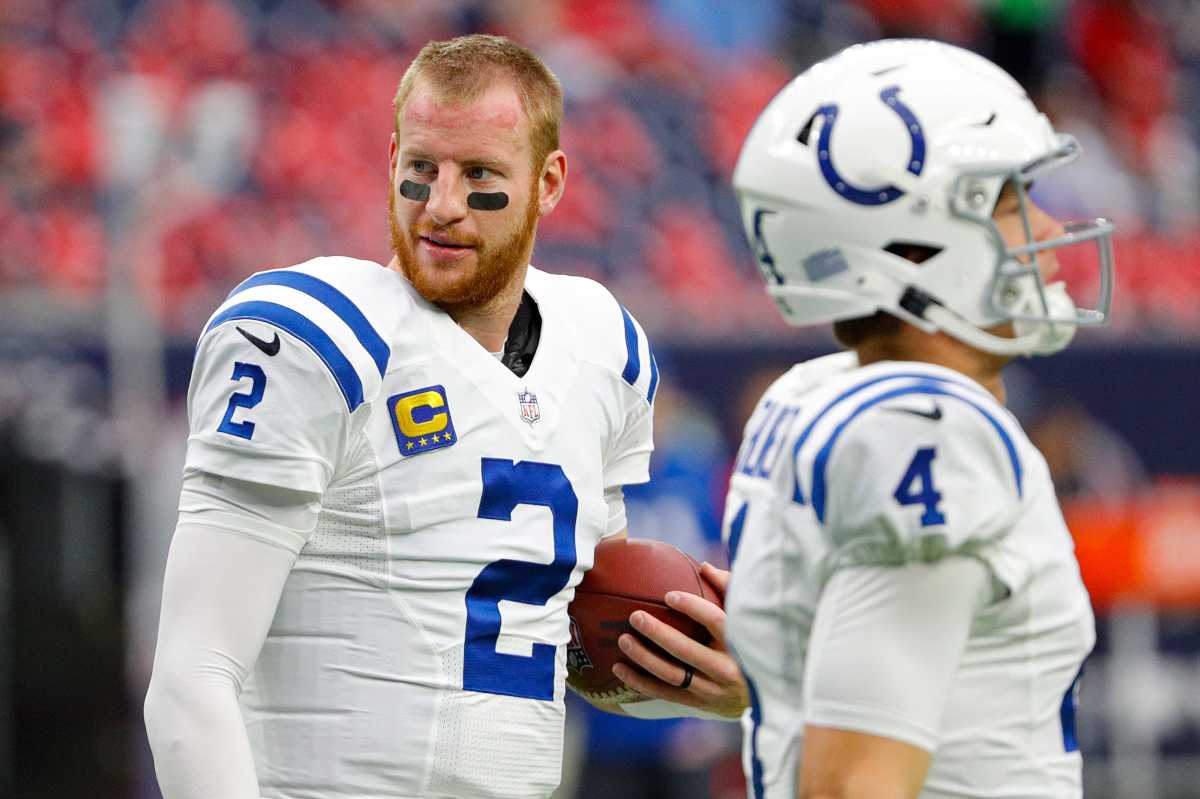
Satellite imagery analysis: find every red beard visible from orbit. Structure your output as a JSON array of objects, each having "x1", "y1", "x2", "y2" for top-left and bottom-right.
[{"x1": 388, "y1": 184, "x2": 540, "y2": 309}]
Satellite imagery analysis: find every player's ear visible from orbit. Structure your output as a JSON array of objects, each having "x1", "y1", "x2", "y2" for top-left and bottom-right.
[
  {"x1": 537, "y1": 149, "x2": 567, "y2": 217},
  {"x1": 389, "y1": 133, "x2": 399, "y2": 179}
]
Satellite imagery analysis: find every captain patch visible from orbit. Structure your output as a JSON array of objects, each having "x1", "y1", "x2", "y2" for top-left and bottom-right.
[{"x1": 388, "y1": 385, "x2": 457, "y2": 457}]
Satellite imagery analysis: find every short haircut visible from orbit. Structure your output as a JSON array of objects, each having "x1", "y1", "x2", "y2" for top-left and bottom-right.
[
  {"x1": 834, "y1": 243, "x2": 938, "y2": 349},
  {"x1": 832, "y1": 311, "x2": 904, "y2": 349},
  {"x1": 393, "y1": 34, "x2": 564, "y2": 169}
]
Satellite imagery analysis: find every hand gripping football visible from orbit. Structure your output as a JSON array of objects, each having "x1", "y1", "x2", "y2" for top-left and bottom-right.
[{"x1": 566, "y1": 538, "x2": 722, "y2": 705}]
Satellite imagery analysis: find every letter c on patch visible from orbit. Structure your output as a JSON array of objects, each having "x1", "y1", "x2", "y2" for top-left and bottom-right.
[{"x1": 394, "y1": 390, "x2": 448, "y2": 437}]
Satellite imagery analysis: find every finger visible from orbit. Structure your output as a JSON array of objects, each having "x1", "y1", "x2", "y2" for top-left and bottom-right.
[
  {"x1": 618, "y1": 632, "x2": 724, "y2": 699},
  {"x1": 618, "y1": 630, "x2": 687, "y2": 686},
  {"x1": 700, "y1": 561, "x2": 730, "y2": 595},
  {"x1": 664, "y1": 590, "x2": 726, "y2": 643},
  {"x1": 611, "y1": 661, "x2": 710, "y2": 709},
  {"x1": 613, "y1": 655, "x2": 751, "y2": 719},
  {"x1": 627, "y1": 613, "x2": 741, "y2": 685},
  {"x1": 629, "y1": 610, "x2": 725, "y2": 677}
]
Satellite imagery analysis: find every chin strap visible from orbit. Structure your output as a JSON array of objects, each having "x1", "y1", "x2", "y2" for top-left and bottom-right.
[{"x1": 923, "y1": 289, "x2": 1077, "y2": 356}]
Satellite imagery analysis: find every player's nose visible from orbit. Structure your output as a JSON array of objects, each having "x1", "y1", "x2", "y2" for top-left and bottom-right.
[
  {"x1": 425, "y1": 171, "x2": 469, "y2": 226},
  {"x1": 1029, "y1": 200, "x2": 1066, "y2": 280}
]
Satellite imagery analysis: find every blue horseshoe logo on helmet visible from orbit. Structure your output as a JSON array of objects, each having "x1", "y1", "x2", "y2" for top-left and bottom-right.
[{"x1": 816, "y1": 85, "x2": 925, "y2": 206}]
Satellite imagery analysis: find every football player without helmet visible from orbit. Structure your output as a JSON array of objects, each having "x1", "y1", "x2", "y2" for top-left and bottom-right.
[{"x1": 723, "y1": 39, "x2": 1109, "y2": 799}]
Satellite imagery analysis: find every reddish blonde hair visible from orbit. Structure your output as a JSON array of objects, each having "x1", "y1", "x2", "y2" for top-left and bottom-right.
[{"x1": 393, "y1": 34, "x2": 564, "y2": 168}]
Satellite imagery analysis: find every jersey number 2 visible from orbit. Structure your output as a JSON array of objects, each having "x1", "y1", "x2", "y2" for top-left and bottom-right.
[
  {"x1": 463, "y1": 458, "x2": 578, "y2": 701},
  {"x1": 894, "y1": 447, "x2": 946, "y2": 526},
  {"x1": 217, "y1": 362, "x2": 266, "y2": 440}
]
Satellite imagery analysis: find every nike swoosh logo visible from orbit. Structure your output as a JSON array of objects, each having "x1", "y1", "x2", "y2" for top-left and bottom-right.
[
  {"x1": 237, "y1": 326, "x2": 280, "y2": 356},
  {"x1": 886, "y1": 404, "x2": 943, "y2": 421}
]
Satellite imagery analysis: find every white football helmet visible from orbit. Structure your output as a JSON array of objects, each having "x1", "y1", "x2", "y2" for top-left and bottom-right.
[{"x1": 732, "y1": 39, "x2": 1114, "y2": 356}]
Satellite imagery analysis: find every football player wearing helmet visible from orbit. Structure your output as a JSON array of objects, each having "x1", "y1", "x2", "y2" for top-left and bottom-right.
[
  {"x1": 723, "y1": 40, "x2": 1112, "y2": 798},
  {"x1": 143, "y1": 34, "x2": 746, "y2": 799}
]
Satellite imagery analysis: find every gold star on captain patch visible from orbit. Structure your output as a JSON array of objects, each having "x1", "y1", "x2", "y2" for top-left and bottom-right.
[
  {"x1": 444, "y1": 431, "x2": 453, "y2": 441},
  {"x1": 418, "y1": 437, "x2": 428, "y2": 446},
  {"x1": 430, "y1": 433, "x2": 441, "y2": 443},
  {"x1": 405, "y1": 441, "x2": 414, "y2": 450}
]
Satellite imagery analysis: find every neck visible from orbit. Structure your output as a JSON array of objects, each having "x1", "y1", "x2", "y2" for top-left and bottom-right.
[
  {"x1": 442, "y1": 282, "x2": 526, "y2": 354},
  {"x1": 855, "y1": 329, "x2": 1009, "y2": 403},
  {"x1": 388, "y1": 256, "x2": 528, "y2": 353}
]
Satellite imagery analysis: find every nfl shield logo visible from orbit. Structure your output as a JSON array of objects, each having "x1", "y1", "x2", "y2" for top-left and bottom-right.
[
  {"x1": 566, "y1": 616, "x2": 593, "y2": 673},
  {"x1": 517, "y1": 388, "x2": 541, "y2": 425}
]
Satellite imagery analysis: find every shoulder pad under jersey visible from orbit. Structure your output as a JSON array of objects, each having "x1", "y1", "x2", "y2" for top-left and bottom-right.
[
  {"x1": 531, "y1": 268, "x2": 660, "y2": 405},
  {"x1": 202, "y1": 256, "x2": 411, "y2": 412}
]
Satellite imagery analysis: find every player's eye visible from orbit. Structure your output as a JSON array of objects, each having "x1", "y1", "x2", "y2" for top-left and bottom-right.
[
  {"x1": 994, "y1": 182, "x2": 1023, "y2": 213},
  {"x1": 466, "y1": 166, "x2": 494, "y2": 181},
  {"x1": 411, "y1": 160, "x2": 435, "y2": 177}
]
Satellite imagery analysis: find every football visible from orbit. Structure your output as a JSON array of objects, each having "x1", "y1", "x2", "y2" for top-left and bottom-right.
[{"x1": 566, "y1": 537, "x2": 722, "y2": 705}]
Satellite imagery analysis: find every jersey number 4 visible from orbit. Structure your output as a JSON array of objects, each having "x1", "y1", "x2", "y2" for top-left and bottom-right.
[
  {"x1": 894, "y1": 447, "x2": 946, "y2": 526},
  {"x1": 463, "y1": 458, "x2": 578, "y2": 701}
]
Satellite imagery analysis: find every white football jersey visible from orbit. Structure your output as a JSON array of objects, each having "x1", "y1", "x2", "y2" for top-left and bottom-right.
[
  {"x1": 723, "y1": 353, "x2": 1095, "y2": 799},
  {"x1": 182, "y1": 256, "x2": 659, "y2": 799}
]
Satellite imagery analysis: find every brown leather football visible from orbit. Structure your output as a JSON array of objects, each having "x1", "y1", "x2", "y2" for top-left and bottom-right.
[{"x1": 566, "y1": 537, "x2": 721, "y2": 705}]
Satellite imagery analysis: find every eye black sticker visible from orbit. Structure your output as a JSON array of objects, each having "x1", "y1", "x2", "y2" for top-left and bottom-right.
[
  {"x1": 399, "y1": 180, "x2": 430, "y2": 201},
  {"x1": 467, "y1": 192, "x2": 509, "y2": 211},
  {"x1": 400, "y1": 180, "x2": 509, "y2": 211}
]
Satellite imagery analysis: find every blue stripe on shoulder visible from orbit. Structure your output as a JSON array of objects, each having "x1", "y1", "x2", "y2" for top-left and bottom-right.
[
  {"x1": 726, "y1": 502, "x2": 748, "y2": 564},
  {"x1": 647, "y1": 354, "x2": 660, "y2": 404},
  {"x1": 791, "y1": 371, "x2": 983, "y2": 504},
  {"x1": 207, "y1": 300, "x2": 364, "y2": 412},
  {"x1": 230, "y1": 271, "x2": 389, "y2": 378},
  {"x1": 810, "y1": 381, "x2": 1023, "y2": 523},
  {"x1": 619, "y1": 305, "x2": 659, "y2": 404},
  {"x1": 620, "y1": 305, "x2": 641, "y2": 386}
]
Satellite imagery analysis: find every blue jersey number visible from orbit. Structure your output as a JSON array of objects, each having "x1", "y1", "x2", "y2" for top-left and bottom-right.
[
  {"x1": 217, "y1": 362, "x2": 266, "y2": 440},
  {"x1": 463, "y1": 458, "x2": 578, "y2": 701},
  {"x1": 893, "y1": 447, "x2": 946, "y2": 526}
]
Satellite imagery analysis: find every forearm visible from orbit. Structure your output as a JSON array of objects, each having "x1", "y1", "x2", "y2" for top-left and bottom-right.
[
  {"x1": 801, "y1": 786, "x2": 912, "y2": 799},
  {"x1": 145, "y1": 507, "x2": 303, "y2": 799},
  {"x1": 144, "y1": 664, "x2": 260, "y2": 799},
  {"x1": 797, "y1": 726, "x2": 930, "y2": 799},
  {"x1": 802, "y1": 781, "x2": 914, "y2": 799}
]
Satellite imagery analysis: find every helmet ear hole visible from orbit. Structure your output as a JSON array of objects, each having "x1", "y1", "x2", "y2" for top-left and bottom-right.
[{"x1": 882, "y1": 242, "x2": 942, "y2": 264}]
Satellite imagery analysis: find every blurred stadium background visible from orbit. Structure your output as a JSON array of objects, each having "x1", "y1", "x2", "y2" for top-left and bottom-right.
[{"x1": 1, "y1": 0, "x2": 1198, "y2": 797}]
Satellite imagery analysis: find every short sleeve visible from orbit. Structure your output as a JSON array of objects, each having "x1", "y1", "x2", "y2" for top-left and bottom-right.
[
  {"x1": 818, "y1": 394, "x2": 1023, "y2": 573},
  {"x1": 604, "y1": 401, "x2": 654, "y2": 488},
  {"x1": 803, "y1": 557, "x2": 993, "y2": 751},
  {"x1": 602, "y1": 306, "x2": 658, "y2": 489},
  {"x1": 183, "y1": 321, "x2": 358, "y2": 494}
]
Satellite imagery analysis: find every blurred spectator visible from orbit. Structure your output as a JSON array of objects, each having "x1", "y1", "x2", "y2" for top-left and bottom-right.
[
  {"x1": 1004, "y1": 365, "x2": 1149, "y2": 503},
  {"x1": 1068, "y1": 0, "x2": 1200, "y2": 234},
  {"x1": 1029, "y1": 399, "x2": 1149, "y2": 503},
  {"x1": 2, "y1": 0, "x2": 1200, "y2": 337},
  {"x1": 651, "y1": 0, "x2": 789, "y2": 55},
  {"x1": 853, "y1": 0, "x2": 981, "y2": 43},
  {"x1": 625, "y1": 382, "x2": 728, "y2": 562}
]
